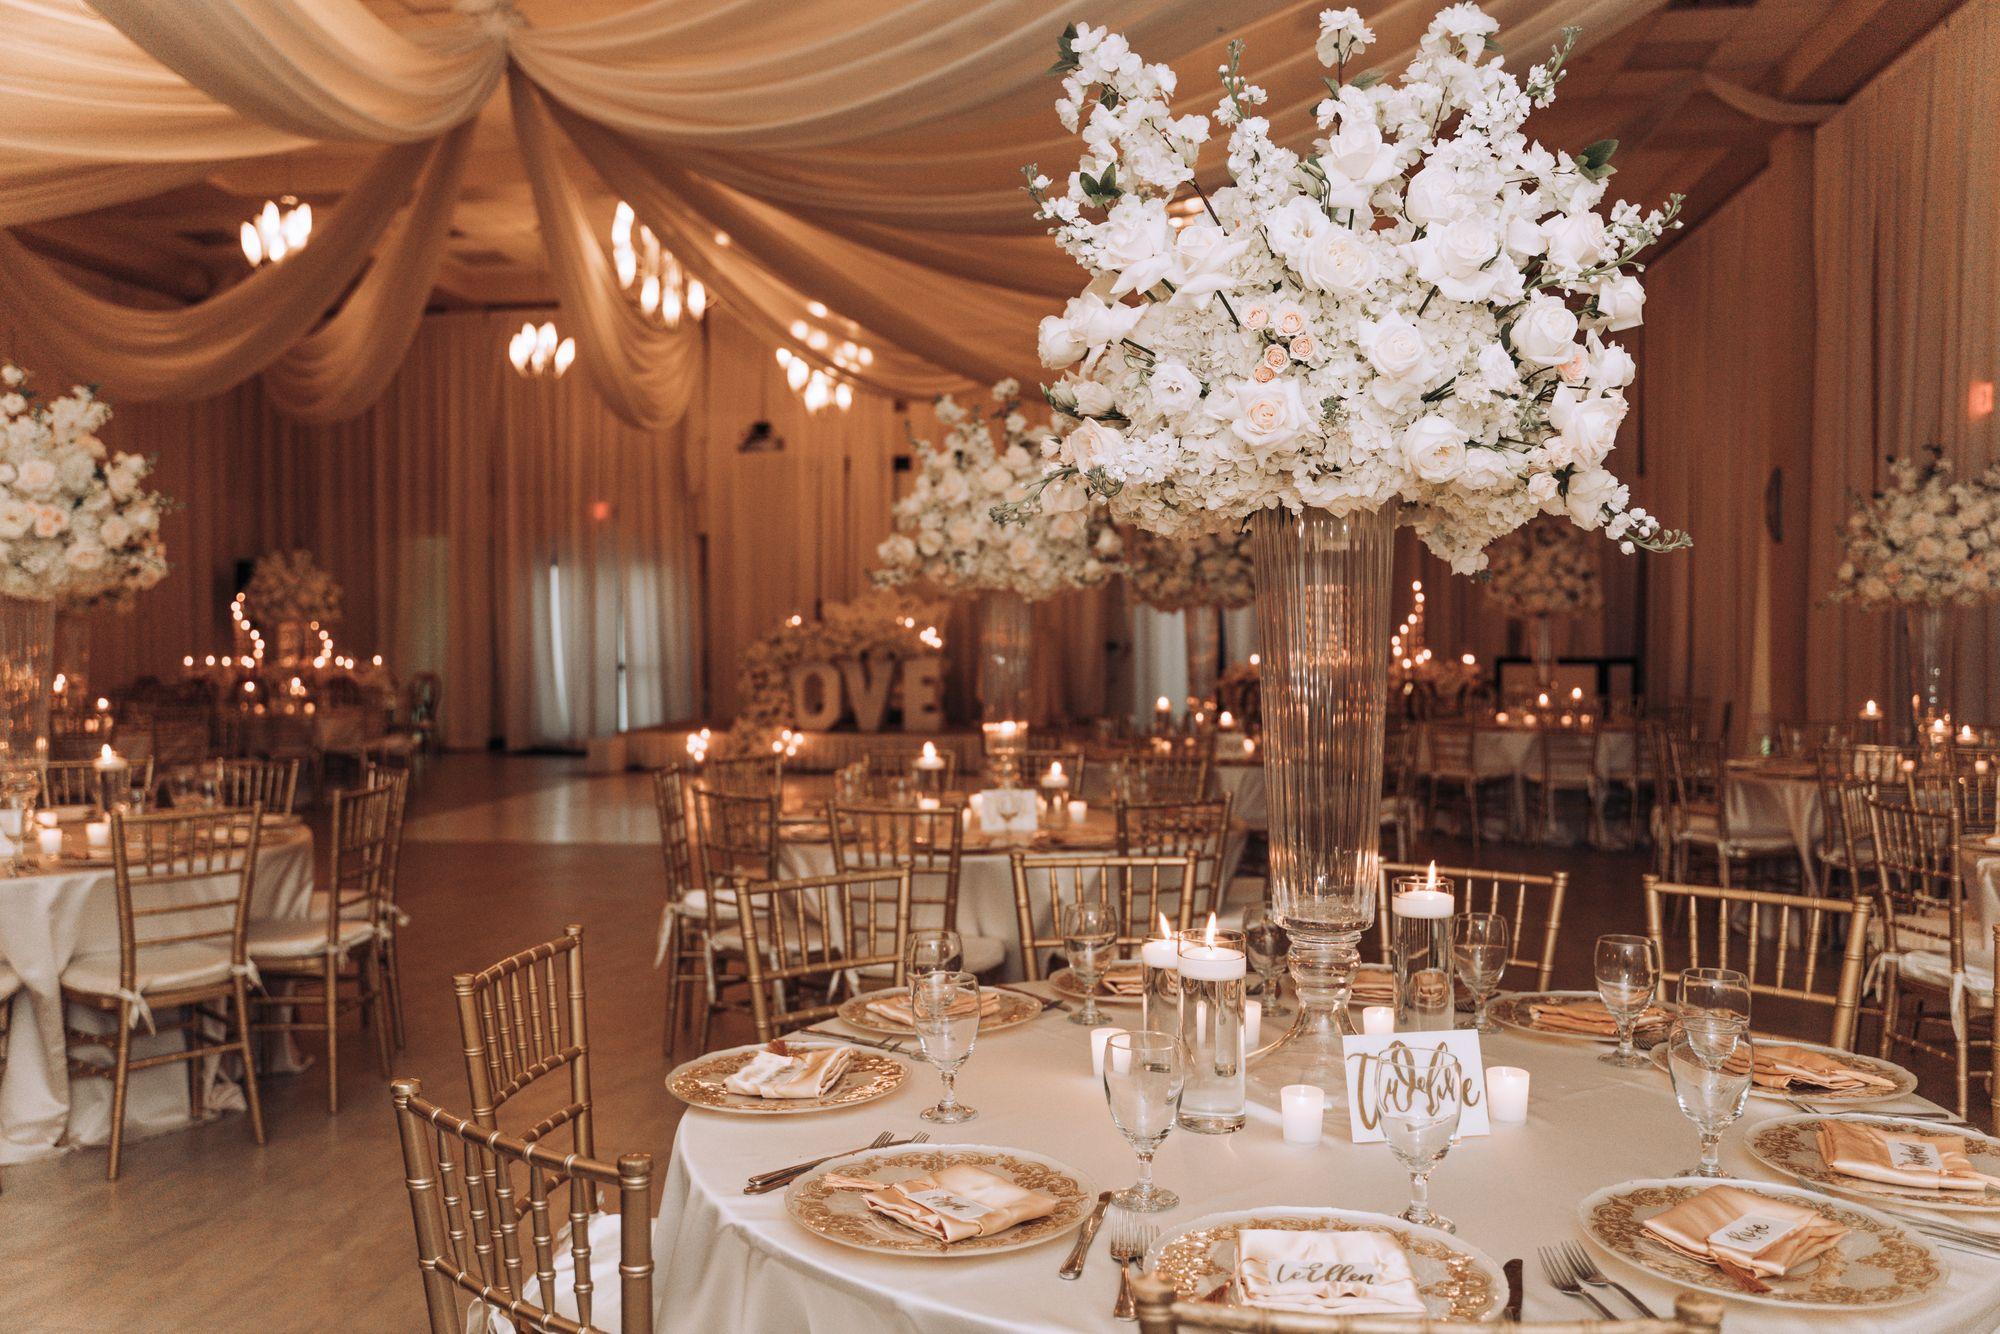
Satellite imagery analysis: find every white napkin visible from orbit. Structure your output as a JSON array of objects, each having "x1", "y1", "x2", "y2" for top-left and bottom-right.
[
  {"x1": 974, "y1": 788, "x2": 1038, "y2": 835},
  {"x1": 1234, "y1": 1229, "x2": 1427, "y2": 1316},
  {"x1": 721, "y1": 1042, "x2": 853, "y2": 1099}
]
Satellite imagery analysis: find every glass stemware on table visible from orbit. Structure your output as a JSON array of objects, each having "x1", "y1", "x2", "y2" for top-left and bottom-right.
[
  {"x1": 1666, "y1": 1019, "x2": 1754, "y2": 1178},
  {"x1": 1594, "y1": 933, "x2": 1660, "y2": 1067},
  {"x1": 910, "y1": 970, "x2": 980, "y2": 1124},
  {"x1": 1371, "y1": 1047, "x2": 1465, "y2": 1234},
  {"x1": 1103, "y1": 1030, "x2": 1185, "y2": 1212},
  {"x1": 905, "y1": 928, "x2": 963, "y2": 978},
  {"x1": 1451, "y1": 912, "x2": 1509, "y2": 1034},
  {"x1": 1061, "y1": 900, "x2": 1118, "y2": 1026},
  {"x1": 1241, "y1": 904, "x2": 1291, "y2": 1019},
  {"x1": 0, "y1": 760, "x2": 40, "y2": 872},
  {"x1": 1678, "y1": 966, "x2": 1752, "y2": 1028}
]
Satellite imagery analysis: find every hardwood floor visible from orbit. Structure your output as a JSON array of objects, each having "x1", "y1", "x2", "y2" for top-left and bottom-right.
[{"x1": 0, "y1": 755, "x2": 1967, "y2": 1329}]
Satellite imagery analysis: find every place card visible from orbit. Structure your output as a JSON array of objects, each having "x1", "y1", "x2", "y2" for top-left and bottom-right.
[
  {"x1": 1340, "y1": 1030, "x2": 1490, "y2": 1144},
  {"x1": 1708, "y1": 1212, "x2": 1801, "y2": 1255},
  {"x1": 973, "y1": 788, "x2": 1038, "y2": 835}
]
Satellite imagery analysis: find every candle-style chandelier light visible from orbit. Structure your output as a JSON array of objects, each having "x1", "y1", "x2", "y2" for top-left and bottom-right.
[
  {"x1": 507, "y1": 321, "x2": 576, "y2": 379},
  {"x1": 239, "y1": 196, "x2": 312, "y2": 267},
  {"x1": 611, "y1": 202, "x2": 708, "y2": 327},
  {"x1": 771, "y1": 303, "x2": 874, "y2": 413}
]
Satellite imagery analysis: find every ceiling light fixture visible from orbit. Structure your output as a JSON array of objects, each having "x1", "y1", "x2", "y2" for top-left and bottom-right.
[
  {"x1": 611, "y1": 201, "x2": 708, "y2": 327},
  {"x1": 239, "y1": 196, "x2": 312, "y2": 267},
  {"x1": 508, "y1": 321, "x2": 575, "y2": 379}
]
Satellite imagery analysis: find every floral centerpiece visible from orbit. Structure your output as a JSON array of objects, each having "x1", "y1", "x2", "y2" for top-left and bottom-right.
[
  {"x1": 1123, "y1": 525, "x2": 1255, "y2": 612},
  {"x1": 244, "y1": 549, "x2": 342, "y2": 626},
  {"x1": 734, "y1": 589, "x2": 946, "y2": 741},
  {"x1": 1482, "y1": 516, "x2": 1604, "y2": 616},
  {"x1": 1002, "y1": 5, "x2": 1687, "y2": 1090}
]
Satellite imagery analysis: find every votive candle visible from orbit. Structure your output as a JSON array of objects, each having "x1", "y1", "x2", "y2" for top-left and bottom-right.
[
  {"x1": 1091, "y1": 1026, "x2": 1125, "y2": 1081},
  {"x1": 1487, "y1": 1066, "x2": 1531, "y2": 1122},
  {"x1": 85, "y1": 820, "x2": 110, "y2": 848},
  {"x1": 1280, "y1": 1084, "x2": 1325, "y2": 1145},
  {"x1": 1140, "y1": 920, "x2": 1180, "y2": 1036},
  {"x1": 1066, "y1": 798, "x2": 1088, "y2": 824},
  {"x1": 1362, "y1": 1005, "x2": 1396, "y2": 1035},
  {"x1": 37, "y1": 826, "x2": 62, "y2": 858},
  {"x1": 1244, "y1": 998, "x2": 1262, "y2": 1050}
]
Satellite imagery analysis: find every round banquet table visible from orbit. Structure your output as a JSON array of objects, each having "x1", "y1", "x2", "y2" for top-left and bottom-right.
[
  {"x1": 1723, "y1": 760, "x2": 1825, "y2": 892},
  {"x1": 0, "y1": 822, "x2": 315, "y2": 1164},
  {"x1": 653, "y1": 981, "x2": 1996, "y2": 1333}
]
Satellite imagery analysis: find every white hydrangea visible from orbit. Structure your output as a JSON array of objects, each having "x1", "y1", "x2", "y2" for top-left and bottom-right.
[
  {"x1": 1013, "y1": 9, "x2": 1687, "y2": 574},
  {"x1": 1481, "y1": 517, "x2": 1604, "y2": 616},
  {"x1": 1124, "y1": 525, "x2": 1256, "y2": 612},
  {"x1": 1829, "y1": 450, "x2": 2000, "y2": 608}
]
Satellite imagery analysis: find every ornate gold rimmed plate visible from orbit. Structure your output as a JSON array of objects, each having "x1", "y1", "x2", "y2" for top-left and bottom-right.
[
  {"x1": 836, "y1": 986, "x2": 1042, "y2": 1036},
  {"x1": 664, "y1": 1042, "x2": 904, "y2": 1116},
  {"x1": 1747, "y1": 1114, "x2": 2000, "y2": 1215},
  {"x1": 1143, "y1": 1206, "x2": 1504, "y2": 1319},
  {"x1": 1049, "y1": 964, "x2": 1144, "y2": 1006},
  {"x1": 784, "y1": 1144, "x2": 1094, "y2": 1257},
  {"x1": 1578, "y1": 1178, "x2": 1945, "y2": 1311},
  {"x1": 1646, "y1": 1039, "x2": 1919, "y2": 1104},
  {"x1": 1488, "y1": 990, "x2": 1670, "y2": 1045}
]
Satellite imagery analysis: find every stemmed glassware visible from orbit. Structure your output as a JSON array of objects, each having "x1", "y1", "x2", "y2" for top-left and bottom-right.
[
  {"x1": 0, "y1": 761, "x2": 40, "y2": 872},
  {"x1": 905, "y1": 928, "x2": 963, "y2": 979},
  {"x1": 1102, "y1": 1031, "x2": 1185, "y2": 1212},
  {"x1": 1666, "y1": 1019, "x2": 1754, "y2": 1177},
  {"x1": 910, "y1": 970, "x2": 980, "y2": 1124},
  {"x1": 1595, "y1": 934, "x2": 1660, "y2": 1068},
  {"x1": 1242, "y1": 904, "x2": 1291, "y2": 1018},
  {"x1": 1062, "y1": 900, "x2": 1118, "y2": 1026},
  {"x1": 1677, "y1": 967, "x2": 1751, "y2": 1029},
  {"x1": 1370, "y1": 1048, "x2": 1465, "y2": 1233},
  {"x1": 1451, "y1": 912, "x2": 1510, "y2": 1034}
]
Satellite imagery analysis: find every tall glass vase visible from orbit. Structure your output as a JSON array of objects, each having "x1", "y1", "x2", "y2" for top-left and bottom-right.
[
  {"x1": 1529, "y1": 614, "x2": 1556, "y2": 695},
  {"x1": 1245, "y1": 506, "x2": 1394, "y2": 1099},
  {"x1": 1901, "y1": 603, "x2": 1953, "y2": 738},
  {"x1": 978, "y1": 591, "x2": 1033, "y2": 783},
  {"x1": 1183, "y1": 604, "x2": 1221, "y2": 711}
]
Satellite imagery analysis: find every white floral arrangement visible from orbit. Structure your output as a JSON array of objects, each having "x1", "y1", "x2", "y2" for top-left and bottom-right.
[
  {"x1": 734, "y1": 589, "x2": 946, "y2": 737},
  {"x1": 1480, "y1": 516, "x2": 1603, "y2": 616},
  {"x1": 244, "y1": 549, "x2": 342, "y2": 625},
  {"x1": 1830, "y1": 449, "x2": 2000, "y2": 608},
  {"x1": 0, "y1": 365, "x2": 168, "y2": 605},
  {"x1": 1124, "y1": 524, "x2": 1255, "y2": 611},
  {"x1": 1004, "y1": 6, "x2": 1687, "y2": 574},
  {"x1": 875, "y1": 380, "x2": 1122, "y2": 600}
]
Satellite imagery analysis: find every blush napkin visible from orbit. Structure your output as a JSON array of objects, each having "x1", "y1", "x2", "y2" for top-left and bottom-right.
[
  {"x1": 1815, "y1": 1121, "x2": 2000, "y2": 1192},
  {"x1": 721, "y1": 1042, "x2": 853, "y2": 1099},
  {"x1": 822, "y1": 1163, "x2": 1058, "y2": 1243},
  {"x1": 861, "y1": 987, "x2": 1002, "y2": 1029},
  {"x1": 1641, "y1": 1185, "x2": 1847, "y2": 1282}
]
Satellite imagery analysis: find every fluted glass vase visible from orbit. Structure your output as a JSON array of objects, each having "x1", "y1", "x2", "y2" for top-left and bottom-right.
[
  {"x1": 1530, "y1": 614, "x2": 1556, "y2": 695},
  {"x1": 1245, "y1": 507, "x2": 1394, "y2": 1099},
  {"x1": 1901, "y1": 603, "x2": 1953, "y2": 739},
  {"x1": 978, "y1": 591, "x2": 1033, "y2": 784},
  {"x1": 1183, "y1": 604, "x2": 1220, "y2": 711}
]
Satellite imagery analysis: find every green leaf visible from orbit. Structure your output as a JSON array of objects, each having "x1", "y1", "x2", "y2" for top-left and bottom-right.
[
  {"x1": 1047, "y1": 23, "x2": 1081, "y2": 77},
  {"x1": 1099, "y1": 86, "x2": 1121, "y2": 110},
  {"x1": 1483, "y1": 36, "x2": 1504, "y2": 54},
  {"x1": 1351, "y1": 69, "x2": 1384, "y2": 90},
  {"x1": 1573, "y1": 137, "x2": 1619, "y2": 181}
]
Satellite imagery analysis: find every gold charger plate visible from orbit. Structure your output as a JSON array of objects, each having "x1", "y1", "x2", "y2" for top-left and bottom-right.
[
  {"x1": 1050, "y1": 965, "x2": 1144, "y2": 1007},
  {"x1": 1646, "y1": 1040, "x2": 1919, "y2": 1105},
  {"x1": 784, "y1": 1144, "x2": 1094, "y2": 1257},
  {"x1": 664, "y1": 1042, "x2": 905, "y2": 1116},
  {"x1": 1748, "y1": 1114, "x2": 2000, "y2": 1214},
  {"x1": 835, "y1": 986, "x2": 1042, "y2": 1036},
  {"x1": 1144, "y1": 1206, "x2": 1504, "y2": 1319},
  {"x1": 1488, "y1": 990, "x2": 1669, "y2": 1045},
  {"x1": 1578, "y1": 1178, "x2": 1945, "y2": 1311}
]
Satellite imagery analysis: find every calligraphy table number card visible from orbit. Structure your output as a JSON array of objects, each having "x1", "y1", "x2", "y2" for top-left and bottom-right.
[{"x1": 1341, "y1": 1031, "x2": 1490, "y2": 1144}]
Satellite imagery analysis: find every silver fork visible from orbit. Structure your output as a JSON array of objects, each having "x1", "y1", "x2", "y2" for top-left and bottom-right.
[
  {"x1": 1107, "y1": 1209, "x2": 1156, "y2": 1321},
  {"x1": 1783, "y1": 1095, "x2": 1960, "y2": 1121},
  {"x1": 743, "y1": 1131, "x2": 928, "y2": 1195},
  {"x1": 1561, "y1": 1240, "x2": 1657, "y2": 1317},
  {"x1": 1537, "y1": 1244, "x2": 1615, "y2": 1319}
]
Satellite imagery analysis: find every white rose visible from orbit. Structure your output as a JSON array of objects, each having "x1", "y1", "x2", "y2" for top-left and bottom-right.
[
  {"x1": 1546, "y1": 387, "x2": 1624, "y2": 465},
  {"x1": 1039, "y1": 293, "x2": 1144, "y2": 369},
  {"x1": 1404, "y1": 163, "x2": 1463, "y2": 226},
  {"x1": 1209, "y1": 377, "x2": 1313, "y2": 455},
  {"x1": 1399, "y1": 414, "x2": 1465, "y2": 484},
  {"x1": 1564, "y1": 468, "x2": 1625, "y2": 529},
  {"x1": 0, "y1": 499, "x2": 30, "y2": 540},
  {"x1": 1294, "y1": 227, "x2": 1378, "y2": 295},
  {"x1": 1595, "y1": 275, "x2": 1646, "y2": 331},
  {"x1": 1066, "y1": 419, "x2": 1126, "y2": 472},
  {"x1": 1460, "y1": 446, "x2": 1516, "y2": 490},
  {"x1": 878, "y1": 534, "x2": 917, "y2": 566},
  {"x1": 1359, "y1": 316, "x2": 1431, "y2": 380},
  {"x1": 1321, "y1": 112, "x2": 1395, "y2": 185},
  {"x1": 1069, "y1": 381, "x2": 1117, "y2": 417},
  {"x1": 1527, "y1": 472, "x2": 1560, "y2": 507},
  {"x1": 916, "y1": 530, "x2": 944, "y2": 556},
  {"x1": 1169, "y1": 222, "x2": 1251, "y2": 309},
  {"x1": 64, "y1": 542, "x2": 104, "y2": 571},
  {"x1": 1150, "y1": 360, "x2": 1203, "y2": 414},
  {"x1": 32, "y1": 505, "x2": 67, "y2": 538},
  {"x1": 1589, "y1": 343, "x2": 1636, "y2": 389},
  {"x1": 1511, "y1": 296, "x2": 1580, "y2": 365},
  {"x1": 1099, "y1": 198, "x2": 1178, "y2": 298},
  {"x1": 1038, "y1": 315, "x2": 1086, "y2": 369},
  {"x1": 1475, "y1": 341, "x2": 1518, "y2": 391},
  {"x1": 1540, "y1": 210, "x2": 1611, "y2": 272},
  {"x1": 1412, "y1": 216, "x2": 1514, "y2": 302},
  {"x1": 1264, "y1": 196, "x2": 1331, "y2": 262}
]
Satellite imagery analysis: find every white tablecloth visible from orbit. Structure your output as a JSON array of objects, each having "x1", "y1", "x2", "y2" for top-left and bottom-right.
[
  {"x1": 654, "y1": 984, "x2": 1995, "y2": 1333},
  {"x1": 0, "y1": 825, "x2": 315, "y2": 1163},
  {"x1": 1726, "y1": 768, "x2": 1824, "y2": 892},
  {"x1": 1214, "y1": 762, "x2": 1263, "y2": 827}
]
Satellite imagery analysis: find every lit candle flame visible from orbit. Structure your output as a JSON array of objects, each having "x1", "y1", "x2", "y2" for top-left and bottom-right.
[
  {"x1": 1425, "y1": 861, "x2": 1437, "y2": 890},
  {"x1": 922, "y1": 741, "x2": 937, "y2": 759},
  {"x1": 1203, "y1": 913, "x2": 1218, "y2": 948},
  {"x1": 1157, "y1": 912, "x2": 1173, "y2": 943}
]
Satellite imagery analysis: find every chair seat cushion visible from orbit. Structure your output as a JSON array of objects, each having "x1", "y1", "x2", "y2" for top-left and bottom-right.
[
  {"x1": 307, "y1": 891, "x2": 373, "y2": 922},
  {"x1": 675, "y1": 888, "x2": 738, "y2": 921},
  {"x1": 61, "y1": 942, "x2": 234, "y2": 997},
  {"x1": 1896, "y1": 950, "x2": 1995, "y2": 1007},
  {"x1": 246, "y1": 914, "x2": 375, "y2": 959}
]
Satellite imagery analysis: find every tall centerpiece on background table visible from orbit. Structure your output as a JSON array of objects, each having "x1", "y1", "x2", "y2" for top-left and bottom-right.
[
  {"x1": 1829, "y1": 448, "x2": 2000, "y2": 738},
  {"x1": 243, "y1": 549, "x2": 342, "y2": 667},
  {"x1": 1124, "y1": 525, "x2": 1255, "y2": 709},
  {"x1": 1002, "y1": 5, "x2": 1685, "y2": 1094},
  {"x1": 1480, "y1": 515, "x2": 1603, "y2": 694},
  {"x1": 875, "y1": 381, "x2": 1120, "y2": 771}
]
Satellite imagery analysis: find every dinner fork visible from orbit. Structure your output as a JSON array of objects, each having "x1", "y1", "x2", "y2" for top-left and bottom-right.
[
  {"x1": 1537, "y1": 1245, "x2": 1615, "y2": 1319},
  {"x1": 1560, "y1": 1240, "x2": 1657, "y2": 1318},
  {"x1": 1107, "y1": 1209, "x2": 1156, "y2": 1321},
  {"x1": 741, "y1": 1131, "x2": 929, "y2": 1195},
  {"x1": 1784, "y1": 1095, "x2": 1961, "y2": 1122}
]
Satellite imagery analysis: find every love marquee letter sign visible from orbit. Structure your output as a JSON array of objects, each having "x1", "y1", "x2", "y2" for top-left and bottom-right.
[{"x1": 736, "y1": 596, "x2": 947, "y2": 735}]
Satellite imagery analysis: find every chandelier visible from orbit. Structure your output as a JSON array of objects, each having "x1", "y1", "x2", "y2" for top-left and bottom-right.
[
  {"x1": 239, "y1": 196, "x2": 312, "y2": 267},
  {"x1": 771, "y1": 304, "x2": 873, "y2": 413},
  {"x1": 610, "y1": 202, "x2": 707, "y2": 327},
  {"x1": 507, "y1": 321, "x2": 576, "y2": 379}
]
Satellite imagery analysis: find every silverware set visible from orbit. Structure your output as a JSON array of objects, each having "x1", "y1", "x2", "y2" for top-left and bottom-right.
[
  {"x1": 1058, "y1": 1190, "x2": 1113, "y2": 1279},
  {"x1": 1105, "y1": 1210, "x2": 1156, "y2": 1320},
  {"x1": 1538, "y1": 1242, "x2": 1656, "y2": 1319},
  {"x1": 1784, "y1": 1095, "x2": 1965, "y2": 1123},
  {"x1": 797, "y1": 1026, "x2": 907, "y2": 1053},
  {"x1": 741, "y1": 1130, "x2": 928, "y2": 1194}
]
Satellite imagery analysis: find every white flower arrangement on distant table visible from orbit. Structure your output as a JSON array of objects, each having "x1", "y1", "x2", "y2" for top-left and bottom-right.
[
  {"x1": 0, "y1": 364, "x2": 168, "y2": 605},
  {"x1": 1830, "y1": 449, "x2": 2000, "y2": 608},
  {"x1": 1480, "y1": 516, "x2": 1604, "y2": 617},
  {"x1": 244, "y1": 549, "x2": 342, "y2": 626},
  {"x1": 735, "y1": 590, "x2": 947, "y2": 736},
  {"x1": 1001, "y1": 5, "x2": 1687, "y2": 573},
  {"x1": 875, "y1": 380, "x2": 1121, "y2": 600},
  {"x1": 1124, "y1": 525, "x2": 1255, "y2": 611}
]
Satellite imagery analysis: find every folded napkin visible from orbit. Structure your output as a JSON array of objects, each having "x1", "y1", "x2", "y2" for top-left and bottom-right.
[
  {"x1": 1099, "y1": 961, "x2": 1145, "y2": 996},
  {"x1": 1234, "y1": 1229, "x2": 1427, "y2": 1317},
  {"x1": 861, "y1": 987, "x2": 1002, "y2": 1029},
  {"x1": 1641, "y1": 1186, "x2": 1847, "y2": 1284},
  {"x1": 823, "y1": 1163, "x2": 1058, "y2": 1243},
  {"x1": 1726, "y1": 1044, "x2": 1897, "y2": 1093},
  {"x1": 721, "y1": 1041, "x2": 853, "y2": 1100},
  {"x1": 1350, "y1": 968, "x2": 1396, "y2": 1006},
  {"x1": 1815, "y1": 1121, "x2": 2000, "y2": 1193},
  {"x1": 1527, "y1": 998, "x2": 1670, "y2": 1036}
]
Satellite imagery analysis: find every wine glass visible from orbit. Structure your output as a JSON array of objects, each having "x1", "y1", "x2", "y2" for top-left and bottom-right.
[
  {"x1": 910, "y1": 970, "x2": 980, "y2": 1124},
  {"x1": 905, "y1": 928, "x2": 963, "y2": 980},
  {"x1": 1242, "y1": 903, "x2": 1291, "y2": 1018},
  {"x1": 0, "y1": 762, "x2": 38, "y2": 872},
  {"x1": 1595, "y1": 933, "x2": 1660, "y2": 1068},
  {"x1": 1102, "y1": 1031, "x2": 1184, "y2": 1212},
  {"x1": 1061, "y1": 900, "x2": 1118, "y2": 1027},
  {"x1": 1666, "y1": 1019, "x2": 1753, "y2": 1177},
  {"x1": 1370, "y1": 1047, "x2": 1465, "y2": 1233},
  {"x1": 1677, "y1": 967, "x2": 1751, "y2": 1030},
  {"x1": 1451, "y1": 912, "x2": 1510, "y2": 1033}
]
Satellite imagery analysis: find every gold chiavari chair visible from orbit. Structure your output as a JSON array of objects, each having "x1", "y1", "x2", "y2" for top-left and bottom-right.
[
  {"x1": 652, "y1": 766, "x2": 708, "y2": 1052},
  {"x1": 43, "y1": 755, "x2": 155, "y2": 809},
  {"x1": 831, "y1": 800, "x2": 1005, "y2": 975},
  {"x1": 1666, "y1": 736, "x2": 1795, "y2": 887},
  {"x1": 1953, "y1": 751, "x2": 2000, "y2": 833},
  {"x1": 1116, "y1": 796, "x2": 1234, "y2": 920},
  {"x1": 1131, "y1": 1274, "x2": 1723, "y2": 1334},
  {"x1": 453, "y1": 925, "x2": 594, "y2": 1155},
  {"x1": 1008, "y1": 853, "x2": 1196, "y2": 980},
  {"x1": 1377, "y1": 862, "x2": 1569, "y2": 990},
  {"x1": 1120, "y1": 747, "x2": 1212, "y2": 802},
  {"x1": 60, "y1": 807, "x2": 265, "y2": 1179},
  {"x1": 732, "y1": 870, "x2": 912, "y2": 1042},
  {"x1": 0, "y1": 962, "x2": 15, "y2": 1194},
  {"x1": 1813, "y1": 748, "x2": 1878, "y2": 899},
  {"x1": 1424, "y1": 724, "x2": 1512, "y2": 854},
  {"x1": 1528, "y1": 728, "x2": 1602, "y2": 846},
  {"x1": 214, "y1": 756, "x2": 301, "y2": 815},
  {"x1": 360, "y1": 761, "x2": 414, "y2": 1050},
  {"x1": 1642, "y1": 875, "x2": 1874, "y2": 1051},
  {"x1": 689, "y1": 784, "x2": 782, "y2": 1047},
  {"x1": 247, "y1": 784, "x2": 394, "y2": 1113},
  {"x1": 1379, "y1": 727, "x2": 1419, "y2": 863},
  {"x1": 389, "y1": 1077, "x2": 653, "y2": 1334},
  {"x1": 699, "y1": 753, "x2": 783, "y2": 795}
]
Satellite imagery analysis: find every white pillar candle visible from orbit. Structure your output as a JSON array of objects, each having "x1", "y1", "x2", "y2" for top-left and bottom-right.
[
  {"x1": 37, "y1": 826, "x2": 62, "y2": 858},
  {"x1": 34, "y1": 810, "x2": 57, "y2": 829},
  {"x1": 1487, "y1": 1066, "x2": 1531, "y2": 1123},
  {"x1": 916, "y1": 796, "x2": 941, "y2": 811},
  {"x1": 1066, "y1": 799, "x2": 1088, "y2": 824},
  {"x1": 1244, "y1": 998, "x2": 1262, "y2": 1050},
  {"x1": 85, "y1": 820, "x2": 110, "y2": 848},
  {"x1": 1362, "y1": 1005, "x2": 1396, "y2": 1035},
  {"x1": 1280, "y1": 1084, "x2": 1325, "y2": 1145},
  {"x1": 1091, "y1": 1026, "x2": 1125, "y2": 1080}
]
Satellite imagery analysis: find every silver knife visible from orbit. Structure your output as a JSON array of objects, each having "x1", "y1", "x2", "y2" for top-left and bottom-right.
[
  {"x1": 1503, "y1": 1258, "x2": 1523, "y2": 1322},
  {"x1": 1059, "y1": 1190, "x2": 1115, "y2": 1279}
]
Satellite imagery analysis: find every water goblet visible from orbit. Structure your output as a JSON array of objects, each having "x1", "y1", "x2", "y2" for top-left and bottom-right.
[
  {"x1": 1451, "y1": 912, "x2": 1510, "y2": 1033},
  {"x1": 1666, "y1": 1019, "x2": 1753, "y2": 1177},
  {"x1": 1242, "y1": 904, "x2": 1291, "y2": 1019},
  {"x1": 1102, "y1": 1031, "x2": 1184, "y2": 1212},
  {"x1": 1595, "y1": 933, "x2": 1660, "y2": 1068},
  {"x1": 1677, "y1": 966, "x2": 1751, "y2": 1030},
  {"x1": 0, "y1": 762, "x2": 38, "y2": 872},
  {"x1": 910, "y1": 970, "x2": 980, "y2": 1124},
  {"x1": 1062, "y1": 900, "x2": 1118, "y2": 1027},
  {"x1": 1370, "y1": 1047, "x2": 1465, "y2": 1233},
  {"x1": 905, "y1": 928, "x2": 963, "y2": 980}
]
